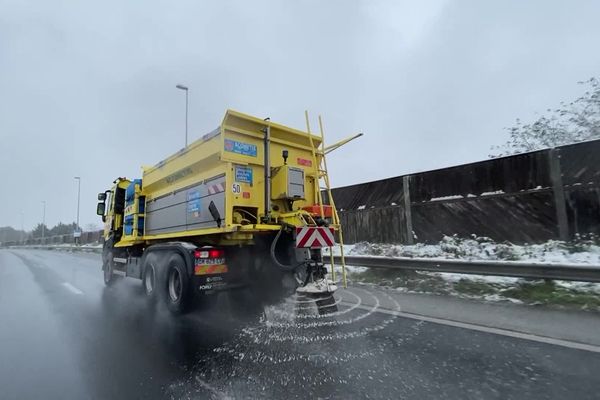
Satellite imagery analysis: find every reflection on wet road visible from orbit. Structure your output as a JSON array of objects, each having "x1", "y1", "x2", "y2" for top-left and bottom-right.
[{"x1": 1, "y1": 249, "x2": 600, "y2": 399}]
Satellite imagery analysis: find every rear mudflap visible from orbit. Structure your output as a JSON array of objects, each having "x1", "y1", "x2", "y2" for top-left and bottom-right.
[{"x1": 193, "y1": 274, "x2": 230, "y2": 293}]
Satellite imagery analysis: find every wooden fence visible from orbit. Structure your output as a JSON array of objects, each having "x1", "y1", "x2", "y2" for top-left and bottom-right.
[{"x1": 330, "y1": 139, "x2": 600, "y2": 244}]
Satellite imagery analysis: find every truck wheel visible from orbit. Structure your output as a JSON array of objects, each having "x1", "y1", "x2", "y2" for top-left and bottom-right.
[
  {"x1": 142, "y1": 254, "x2": 159, "y2": 301},
  {"x1": 103, "y1": 250, "x2": 116, "y2": 286},
  {"x1": 102, "y1": 236, "x2": 118, "y2": 286},
  {"x1": 164, "y1": 253, "x2": 192, "y2": 315}
]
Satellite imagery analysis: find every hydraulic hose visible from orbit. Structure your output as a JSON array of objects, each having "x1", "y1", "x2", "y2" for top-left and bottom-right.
[{"x1": 270, "y1": 227, "x2": 301, "y2": 271}]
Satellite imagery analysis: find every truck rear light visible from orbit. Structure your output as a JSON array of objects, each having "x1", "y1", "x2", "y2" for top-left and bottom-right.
[
  {"x1": 194, "y1": 249, "x2": 225, "y2": 259},
  {"x1": 208, "y1": 249, "x2": 224, "y2": 258},
  {"x1": 194, "y1": 248, "x2": 226, "y2": 265}
]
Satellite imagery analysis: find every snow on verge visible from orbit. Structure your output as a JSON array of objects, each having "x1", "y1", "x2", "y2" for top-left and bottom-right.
[{"x1": 324, "y1": 235, "x2": 600, "y2": 265}]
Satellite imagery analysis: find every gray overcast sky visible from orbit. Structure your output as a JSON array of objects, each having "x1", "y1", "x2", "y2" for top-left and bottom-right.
[{"x1": 1, "y1": 0, "x2": 599, "y2": 230}]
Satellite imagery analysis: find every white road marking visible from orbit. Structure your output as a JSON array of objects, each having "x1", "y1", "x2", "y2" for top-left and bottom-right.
[
  {"x1": 342, "y1": 301, "x2": 600, "y2": 354},
  {"x1": 194, "y1": 376, "x2": 232, "y2": 400},
  {"x1": 62, "y1": 282, "x2": 84, "y2": 295}
]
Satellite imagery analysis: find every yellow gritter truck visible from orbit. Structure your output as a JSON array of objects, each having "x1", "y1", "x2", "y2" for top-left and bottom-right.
[{"x1": 96, "y1": 109, "x2": 357, "y2": 314}]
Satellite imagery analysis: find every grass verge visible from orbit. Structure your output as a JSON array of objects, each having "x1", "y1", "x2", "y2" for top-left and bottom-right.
[{"x1": 345, "y1": 268, "x2": 600, "y2": 312}]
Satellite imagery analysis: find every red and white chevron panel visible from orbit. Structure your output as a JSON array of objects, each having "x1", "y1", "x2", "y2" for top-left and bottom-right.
[
  {"x1": 207, "y1": 182, "x2": 225, "y2": 195},
  {"x1": 295, "y1": 227, "x2": 335, "y2": 248}
]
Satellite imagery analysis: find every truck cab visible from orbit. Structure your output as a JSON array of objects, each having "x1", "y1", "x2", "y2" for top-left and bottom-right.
[{"x1": 96, "y1": 178, "x2": 129, "y2": 245}]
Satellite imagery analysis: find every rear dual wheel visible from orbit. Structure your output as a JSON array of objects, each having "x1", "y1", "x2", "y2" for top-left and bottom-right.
[
  {"x1": 142, "y1": 252, "x2": 192, "y2": 314},
  {"x1": 164, "y1": 254, "x2": 192, "y2": 315}
]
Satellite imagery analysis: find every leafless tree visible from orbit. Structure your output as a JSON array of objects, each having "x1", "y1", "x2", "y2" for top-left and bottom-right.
[{"x1": 491, "y1": 77, "x2": 600, "y2": 157}]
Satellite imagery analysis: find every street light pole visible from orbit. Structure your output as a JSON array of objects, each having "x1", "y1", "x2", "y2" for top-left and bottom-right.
[
  {"x1": 175, "y1": 84, "x2": 189, "y2": 147},
  {"x1": 41, "y1": 201, "x2": 46, "y2": 242},
  {"x1": 74, "y1": 176, "x2": 81, "y2": 244},
  {"x1": 20, "y1": 211, "x2": 24, "y2": 244}
]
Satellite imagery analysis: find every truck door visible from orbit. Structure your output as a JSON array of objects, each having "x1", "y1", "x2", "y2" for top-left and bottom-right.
[{"x1": 112, "y1": 186, "x2": 126, "y2": 241}]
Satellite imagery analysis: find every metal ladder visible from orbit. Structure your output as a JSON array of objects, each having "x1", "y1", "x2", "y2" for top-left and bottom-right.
[{"x1": 304, "y1": 111, "x2": 348, "y2": 288}]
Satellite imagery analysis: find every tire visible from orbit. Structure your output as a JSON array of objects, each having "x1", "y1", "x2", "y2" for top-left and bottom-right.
[
  {"x1": 103, "y1": 249, "x2": 116, "y2": 286},
  {"x1": 142, "y1": 253, "x2": 159, "y2": 301},
  {"x1": 163, "y1": 253, "x2": 192, "y2": 315},
  {"x1": 102, "y1": 237, "x2": 117, "y2": 286}
]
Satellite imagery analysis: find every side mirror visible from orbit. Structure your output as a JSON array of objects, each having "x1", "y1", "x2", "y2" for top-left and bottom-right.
[
  {"x1": 98, "y1": 193, "x2": 107, "y2": 201},
  {"x1": 96, "y1": 202, "x2": 106, "y2": 216}
]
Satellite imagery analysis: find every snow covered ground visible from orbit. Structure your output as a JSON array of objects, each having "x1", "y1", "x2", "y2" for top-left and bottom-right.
[
  {"x1": 323, "y1": 235, "x2": 600, "y2": 264},
  {"x1": 323, "y1": 236, "x2": 600, "y2": 308}
]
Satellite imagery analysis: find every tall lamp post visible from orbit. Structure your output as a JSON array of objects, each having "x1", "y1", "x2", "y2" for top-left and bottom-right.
[
  {"x1": 20, "y1": 211, "x2": 24, "y2": 244},
  {"x1": 74, "y1": 176, "x2": 81, "y2": 244},
  {"x1": 41, "y1": 201, "x2": 46, "y2": 243},
  {"x1": 175, "y1": 84, "x2": 189, "y2": 147}
]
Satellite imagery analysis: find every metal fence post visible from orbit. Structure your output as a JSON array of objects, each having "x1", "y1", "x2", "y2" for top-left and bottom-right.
[
  {"x1": 403, "y1": 175, "x2": 414, "y2": 244},
  {"x1": 549, "y1": 148, "x2": 570, "y2": 241}
]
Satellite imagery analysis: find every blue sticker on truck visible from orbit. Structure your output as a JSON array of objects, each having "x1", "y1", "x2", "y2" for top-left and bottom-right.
[
  {"x1": 224, "y1": 139, "x2": 257, "y2": 157},
  {"x1": 234, "y1": 165, "x2": 253, "y2": 184},
  {"x1": 187, "y1": 190, "x2": 201, "y2": 215}
]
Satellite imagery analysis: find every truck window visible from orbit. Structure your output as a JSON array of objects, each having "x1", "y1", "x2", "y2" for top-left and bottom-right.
[
  {"x1": 114, "y1": 187, "x2": 125, "y2": 214},
  {"x1": 106, "y1": 191, "x2": 113, "y2": 215}
]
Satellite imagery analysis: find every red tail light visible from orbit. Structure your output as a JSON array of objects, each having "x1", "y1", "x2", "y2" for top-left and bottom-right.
[
  {"x1": 209, "y1": 249, "x2": 224, "y2": 258},
  {"x1": 194, "y1": 248, "x2": 225, "y2": 259}
]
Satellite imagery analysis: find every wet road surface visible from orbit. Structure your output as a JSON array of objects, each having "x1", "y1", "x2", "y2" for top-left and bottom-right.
[{"x1": 1, "y1": 249, "x2": 600, "y2": 399}]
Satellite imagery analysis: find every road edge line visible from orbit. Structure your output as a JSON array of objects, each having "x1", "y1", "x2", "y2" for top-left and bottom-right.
[
  {"x1": 62, "y1": 282, "x2": 84, "y2": 295},
  {"x1": 342, "y1": 301, "x2": 600, "y2": 353}
]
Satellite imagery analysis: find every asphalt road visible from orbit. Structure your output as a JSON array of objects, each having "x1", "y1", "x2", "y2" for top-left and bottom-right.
[{"x1": 1, "y1": 249, "x2": 600, "y2": 400}]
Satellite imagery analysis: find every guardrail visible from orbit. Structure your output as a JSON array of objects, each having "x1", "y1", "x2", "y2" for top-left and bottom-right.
[
  {"x1": 7, "y1": 247, "x2": 600, "y2": 283},
  {"x1": 0, "y1": 230, "x2": 104, "y2": 247},
  {"x1": 7, "y1": 245, "x2": 103, "y2": 254},
  {"x1": 333, "y1": 256, "x2": 600, "y2": 283}
]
